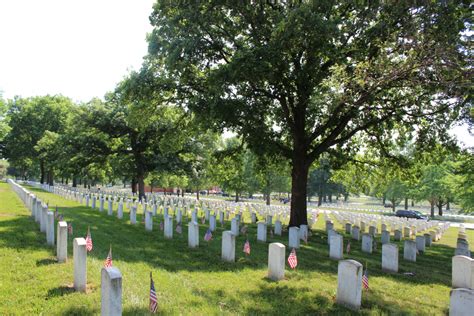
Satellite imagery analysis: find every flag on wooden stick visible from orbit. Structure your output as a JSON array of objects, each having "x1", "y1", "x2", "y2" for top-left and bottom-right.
[
  {"x1": 243, "y1": 240, "x2": 251, "y2": 255},
  {"x1": 362, "y1": 268, "x2": 369, "y2": 290},
  {"x1": 104, "y1": 245, "x2": 113, "y2": 268},
  {"x1": 85, "y1": 227, "x2": 93, "y2": 252},
  {"x1": 149, "y1": 272, "x2": 158, "y2": 313},
  {"x1": 204, "y1": 228, "x2": 212, "y2": 241},
  {"x1": 287, "y1": 248, "x2": 298, "y2": 269}
]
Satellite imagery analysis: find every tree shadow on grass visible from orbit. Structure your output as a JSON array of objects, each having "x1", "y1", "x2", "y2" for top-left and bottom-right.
[
  {"x1": 60, "y1": 305, "x2": 98, "y2": 316},
  {"x1": 36, "y1": 257, "x2": 57, "y2": 266},
  {"x1": 46, "y1": 285, "x2": 75, "y2": 298}
]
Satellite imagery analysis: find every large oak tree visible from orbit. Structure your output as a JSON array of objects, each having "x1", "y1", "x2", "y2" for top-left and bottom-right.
[{"x1": 147, "y1": 1, "x2": 470, "y2": 226}]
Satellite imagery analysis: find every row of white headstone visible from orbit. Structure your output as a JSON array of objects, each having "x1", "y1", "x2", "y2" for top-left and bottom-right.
[
  {"x1": 450, "y1": 225, "x2": 474, "y2": 315},
  {"x1": 42, "y1": 181, "x2": 322, "y2": 253},
  {"x1": 451, "y1": 254, "x2": 474, "y2": 314},
  {"x1": 37, "y1": 182, "x2": 377, "y2": 311},
  {"x1": 9, "y1": 180, "x2": 123, "y2": 315},
  {"x1": 38, "y1": 182, "x2": 324, "y2": 228},
  {"x1": 29, "y1": 182, "x2": 474, "y2": 311}
]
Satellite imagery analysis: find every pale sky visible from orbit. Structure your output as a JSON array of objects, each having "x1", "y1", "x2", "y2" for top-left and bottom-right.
[
  {"x1": 0, "y1": 0, "x2": 154, "y2": 102},
  {"x1": 0, "y1": 0, "x2": 472, "y2": 148}
]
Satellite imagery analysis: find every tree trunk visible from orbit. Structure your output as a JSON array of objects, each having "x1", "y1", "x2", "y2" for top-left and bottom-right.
[
  {"x1": 72, "y1": 176, "x2": 77, "y2": 187},
  {"x1": 447, "y1": 198, "x2": 450, "y2": 210},
  {"x1": 150, "y1": 184, "x2": 153, "y2": 193},
  {"x1": 344, "y1": 193, "x2": 349, "y2": 202},
  {"x1": 404, "y1": 197, "x2": 408, "y2": 210},
  {"x1": 411, "y1": 200, "x2": 414, "y2": 207},
  {"x1": 48, "y1": 169, "x2": 54, "y2": 186},
  {"x1": 289, "y1": 154, "x2": 309, "y2": 227},
  {"x1": 131, "y1": 178, "x2": 137, "y2": 194},
  {"x1": 138, "y1": 174, "x2": 145, "y2": 201},
  {"x1": 392, "y1": 201, "x2": 396, "y2": 213},
  {"x1": 266, "y1": 193, "x2": 270, "y2": 205},
  {"x1": 430, "y1": 201, "x2": 435, "y2": 217},
  {"x1": 40, "y1": 160, "x2": 45, "y2": 184},
  {"x1": 382, "y1": 193, "x2": 386, "y2": 205},
  {"x1": 437, "y1": 198, "x2": 443, "y2": 216},
  {"x1": 235, "y1": 192, "x2": 239, "y2": 202},
  {"x1": 317, "y1": 193, "x2": 323, "y2": 206},
  {"x1": 196, "y1": 190, "x2": 200, "y2": 200},
  {"x1": 182, "y1": 189, "x2": 184, "y2": 197}
]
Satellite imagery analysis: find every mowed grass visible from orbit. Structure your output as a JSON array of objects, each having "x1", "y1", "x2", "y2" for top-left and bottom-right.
[{"x1": 0, "y1": 182, "x2": 472, "y2": 315}]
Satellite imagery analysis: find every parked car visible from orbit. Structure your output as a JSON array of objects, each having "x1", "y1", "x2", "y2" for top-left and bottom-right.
[
  {"x1": 396, "y1": 210, "x2": 428, "y2": 220},
  {"x1": 384, "y1": 203, "x2": 393, "y2": 208}
]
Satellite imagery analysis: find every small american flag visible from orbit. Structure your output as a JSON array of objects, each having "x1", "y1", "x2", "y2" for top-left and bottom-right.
[
  {"x1": 175, "y1": 223, "x2": 182, "y2": 234},
  {"x1": 346, "y1": 241, "x2": 351, "y2": 254},
  {"x1": 204, "y1": 229, "x2": 212, "y2": 241},
  {"x1": 362, "y1": 268, "x2": 369, "y2": 290},
  {"x1": 159, "y1": 221, "x2": 164, "y2": 231},
  {"x1": 68, "y1": 223, "x2": 73, "y2": 235},
  {"x1": 149, "y1": 272, "x2": 158, "y2": 313},
  {"x1": 243, "y1": 240, "x2": 251, "y2": 255},
  {"x1": 104, "y1": 246, "x2": 112, "y2": 268},
  {"x1": 288, "y1": 248, "x2": 298, "y2": 269},
  {"x1": 85, "y1": 227, "x2": 93, "y2": 252}
]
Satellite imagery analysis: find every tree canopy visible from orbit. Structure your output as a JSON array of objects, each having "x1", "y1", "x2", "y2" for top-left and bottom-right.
[{"x1": 147, "y1": 1, "x2": 471, "y2": 225}]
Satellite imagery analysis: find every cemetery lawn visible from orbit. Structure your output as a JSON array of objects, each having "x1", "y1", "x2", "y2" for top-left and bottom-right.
[{"x1": 1, "y1": 182, "x2": 473, "y2": 315}]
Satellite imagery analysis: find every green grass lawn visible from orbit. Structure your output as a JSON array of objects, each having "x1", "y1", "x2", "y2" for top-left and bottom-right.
[{"x1": 0, "y1": 182, "x2": 472, "y2": 315}]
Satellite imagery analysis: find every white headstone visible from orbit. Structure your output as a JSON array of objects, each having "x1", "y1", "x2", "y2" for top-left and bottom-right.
[
  {"x1": 57, "y1": 221, "x2": 68, "y2": 263},
  {"x1": 351, "y1": 226, "x2": 360, "y2": 241},
  {"x1": 452, "y1": 255, "x2": 474, "y2": 289},
  {"x1": 46, "y1": 211, "x2": 55, "y2": 246},
  {"x1": 336, "y1": 260, "x2": 363, "y2": 311},
  {"x1": 415, "y1": 235, "x2": 425, "y2": 253},
  {"x1": 274, "y1": 220, "x2": 282, "y2": 236},
  {"x1": 164, "y1": 215, "x2": 173, "y2": 239},
  {"x1": 299, "y1": 224, "x2": 308, "y2": 241},
  {"x1": 40, "y1": 205, "x2": 48, "y2": 232},
  {"x1": 289, "y1": 227, "x2": 300, "y2": 249},
  {"x1": 231, "y1": 218, "x2": 239, "y2": 236},
  {"x1": 330, "y1": 234, "x2": 343, "y2": 260},
  {"x1": 221, "y1": 231, "x2": 236, "y2": 262},
  {"x1": 209, "y1": 215, "x2": 216, "y2": 232},
  {"x1": 403, "y1": 240, "x2": 417, "y2": 262},
  {"x1": 145, "y1": 211, "x2": 153, "y2": 231},
  {"x1": 345, "y1": 223, "x2": 352, "y2": 234},
  {"x1": 130, "y1": 206, "x2": 137, "y2": 225},
  {"x1": 449, "y1": 288, "x2": 474, "y2": 316},
  {"x1": 361, "y1": 234, "x2": 373, "y2": 254},
  {"x1": 268, "y1": 242, "x2": 285, "y2": 281},
  {"x1": 424, "y1": 233, "x2": 432, "y2": 247},
  {"x1": 257, "y1": 222, "x2": 267, "y2": 242},
  {"x1": 117, "y1": 202, "x2": 123, "y2": 219},
  {"x1": 73, "y1": 238, "x2": 87, "y2": 292},
  {"x1": 394, "y1": 229, "x2": 402, "y2": 241},
  {"x1": 101, "y1": 267, "x2": 122, "y2": 316},
  {"x1": 188, "y1": 221, "x2": 199, "y2": 248},
  {"x1": 381, "y1": 230, "x2": 390, "y2": 244},
  {"x1": 382, "y1": 243, "x2": 398, "y2": 273}
]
